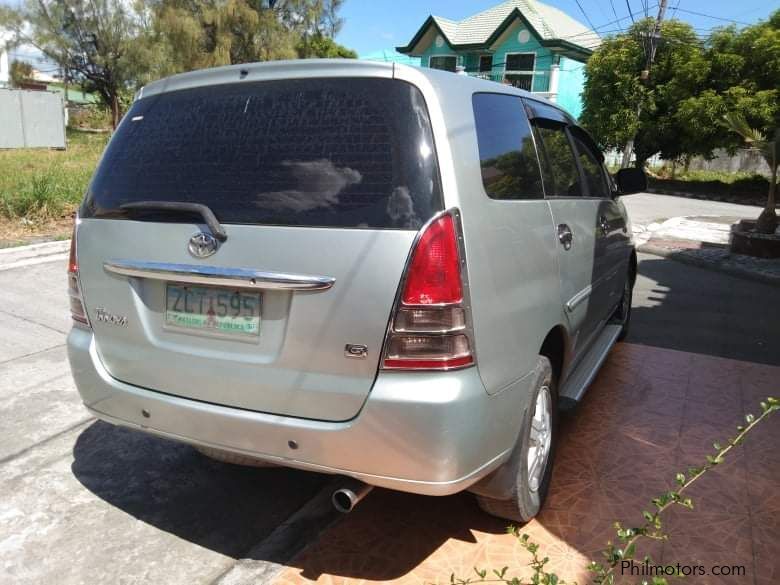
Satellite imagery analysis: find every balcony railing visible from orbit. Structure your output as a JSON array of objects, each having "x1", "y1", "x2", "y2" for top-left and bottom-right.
[{"x1": 464, "y1": 71, "x2": 554, "y2": 100}]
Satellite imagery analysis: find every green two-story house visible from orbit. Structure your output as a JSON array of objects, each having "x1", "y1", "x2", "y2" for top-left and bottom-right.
[{"x1": 396, "y1": 0, "x2": 600, "y2": 118}]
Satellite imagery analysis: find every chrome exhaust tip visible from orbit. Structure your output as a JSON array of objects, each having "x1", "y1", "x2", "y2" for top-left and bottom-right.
[{"x1": 331, "y1": 480, "x2": 373, "y2": 513}]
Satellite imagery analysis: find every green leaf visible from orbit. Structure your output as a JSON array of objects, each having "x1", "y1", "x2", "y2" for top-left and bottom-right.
[
  {"x1": 675, "y1": 472, "x2": 685, "y2": 486},
  {"x1": 712, "y1": 442, "x2": 722, "y2": 451}
]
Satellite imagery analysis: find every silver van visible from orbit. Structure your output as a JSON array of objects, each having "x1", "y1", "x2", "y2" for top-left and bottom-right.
[{"x1": 67, "y1": 60, "x2": 645, "y2": 522}]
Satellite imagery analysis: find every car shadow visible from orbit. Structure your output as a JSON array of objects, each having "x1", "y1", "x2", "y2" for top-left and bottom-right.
[
  {"x1": 70, "y1": 420, "x2": 329, "y2": 560},
  {"x1": 627, "y1": 254, "x2": 780, "y2": 366},
  {"x1": 70, "y1": 420, "x2": 506, "y2": 571}
]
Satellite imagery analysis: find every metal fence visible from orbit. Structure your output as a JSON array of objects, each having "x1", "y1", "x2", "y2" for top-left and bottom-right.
[{"x1": 0, "y1": 89, "x2": 66, "y2": 149}]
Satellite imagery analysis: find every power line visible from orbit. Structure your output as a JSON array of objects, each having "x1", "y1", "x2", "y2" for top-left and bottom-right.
[
  {"x1": 674, "y1": 7, "x2": 753, "y2": 25},
  {"x1": 573, "y1": 0, "x2": 599, "y2": 32},
  {"x1": 626, "y1": 0, "x2": 636, "y2": 23},
  {"x1": 608, "y1": 0, "x2": 623, "y2": 32}
]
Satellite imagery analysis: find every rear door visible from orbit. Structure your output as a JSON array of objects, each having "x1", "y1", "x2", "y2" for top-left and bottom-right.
[
  {"x1": 568, "y1": 127, "x2": 631, "y2": 314},
  {"x1": 76, "y1": 76, "x2": 443, "y2": 422},
  {"x1": 527, "y1": 102, "x2": 607, "y2": 359}
]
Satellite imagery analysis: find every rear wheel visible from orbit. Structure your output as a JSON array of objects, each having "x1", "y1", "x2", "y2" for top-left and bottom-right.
[
  {"x1": 195, "y1": 446, "x2": 276, "y2": 468},
  {"x1": 476, "y1": 356, "x2": 558, "y2": 523}
]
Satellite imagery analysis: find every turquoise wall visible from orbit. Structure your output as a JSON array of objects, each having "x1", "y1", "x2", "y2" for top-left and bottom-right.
[
  {"x1": 556, "y1": 56, "x2": 586, "y2": 119},
  {"x1": 488, "y1": 27, "x2": 552, "y2": 93},
  {"x1": 420, "y1": 35, "x2": 461, "y2": 68}
]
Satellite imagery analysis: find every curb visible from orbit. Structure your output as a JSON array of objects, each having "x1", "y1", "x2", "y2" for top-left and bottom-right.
[
  {"x1": 638, "y1": 243, "x2": 780, "y2": 287},
  {"x1": 646, "y1": 188, "x2": 766, "y2": 208},
  {"x1": 211, "y1": 477, "x2": 346, "y2": 585},
  {"x1": 0, "y1": 239, "x2": 71, "y2": 272}
]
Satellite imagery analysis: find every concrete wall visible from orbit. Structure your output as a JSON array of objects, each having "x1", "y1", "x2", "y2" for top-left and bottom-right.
[
  {"x1": 0, "y1": 89, "x2": 66, "y2": 149},
  {"x1": 688, "y1": 148, "x2": 771, "y2": 178}
]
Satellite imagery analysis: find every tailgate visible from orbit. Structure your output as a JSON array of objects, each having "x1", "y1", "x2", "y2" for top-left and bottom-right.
[{"x1": 77, "y1": 219, "x2": 414, "y2": 421}]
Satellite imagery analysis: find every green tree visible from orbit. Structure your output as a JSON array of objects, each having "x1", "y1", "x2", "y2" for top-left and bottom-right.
[
  {"x1": 297, "y1": 34, "x2": 356, "y2": 58},
  {"x1": 9, "y1": 59, "x2": 34, "y2": 86},
  {"x1": 150, "y1": 0, "x2": 352, "y2": 73},
  {"x1": 0, "y1": 0, "x2": 158, "y2": 128},
  {"x1": 581, "y1": 18, "x2": 709, "y2": 167},
  {"x1": 674, "y1": 11, "x2": 780, "y2": 161}
]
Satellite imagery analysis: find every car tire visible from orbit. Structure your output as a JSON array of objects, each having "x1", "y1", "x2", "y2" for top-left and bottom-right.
[
  {"x1": 613, "y1": 269, "x2": 634, "y2": 341},
  {"x1": 476, "y1": 356, "x2": 558, "y2": 523},
  {"x1": 195, "y1": 446, "x2": 277, "y2": 468}
]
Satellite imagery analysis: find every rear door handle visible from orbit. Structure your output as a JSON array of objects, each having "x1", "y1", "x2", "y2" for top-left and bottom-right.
[{"x1": 557, "y1": 224, "x2": 573, "y2": 250}]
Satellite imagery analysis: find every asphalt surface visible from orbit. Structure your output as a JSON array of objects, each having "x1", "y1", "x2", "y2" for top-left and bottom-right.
[{"x1": 0, "y1": 237, "x2": 777, "y2": 583}]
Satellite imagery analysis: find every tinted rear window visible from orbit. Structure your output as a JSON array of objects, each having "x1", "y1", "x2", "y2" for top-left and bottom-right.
[{"x1": 81, "y1": 78, "x2": 443, "y2": 229}]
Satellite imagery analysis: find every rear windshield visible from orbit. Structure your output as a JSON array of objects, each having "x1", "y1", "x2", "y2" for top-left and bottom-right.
[{"x1": 81, "y1": 78, "x2": 443, "y2": 229}]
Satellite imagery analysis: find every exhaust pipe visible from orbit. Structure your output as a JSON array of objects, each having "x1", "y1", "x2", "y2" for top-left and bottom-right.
[{"x1": 332, "y1": 479, "x2": 373, "y2": 513}]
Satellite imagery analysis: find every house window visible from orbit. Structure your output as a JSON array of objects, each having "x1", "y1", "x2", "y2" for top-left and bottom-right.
[
  {"x1": 429, "y1": 56, "x2": 457, "y2": 72},
  {"x1": 504, "y1": 53, "x2": 535, "y2": 91},
  {"x1": 505, "y1": 74, "x2": 533, "y2": 90},
  {"x1": 479, "y1": 55, "x2": 493, "y2": 73},
  {"x1": 505, "y1": 53, "x2": 535, "y2": 71}
]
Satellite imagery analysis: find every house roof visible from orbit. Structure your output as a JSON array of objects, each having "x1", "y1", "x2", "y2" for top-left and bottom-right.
[{"x1": 398, "y1": 0, "x2": 601, "y2": 59}]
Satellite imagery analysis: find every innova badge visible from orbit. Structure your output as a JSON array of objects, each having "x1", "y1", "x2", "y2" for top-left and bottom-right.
[{"x1": 188, "y1": 232, "x2": 219, "y2": 258}]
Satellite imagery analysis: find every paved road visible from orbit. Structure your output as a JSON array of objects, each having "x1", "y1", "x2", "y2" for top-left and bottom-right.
[
  {"x1": 629, "y1": 253, "x2": 780, "y2": 366},
  {"x1": 0, "y1": 259, "x2": 328, "y2": 585},
  {"x1": 621, "y1": 192, "x2": 762, "y2": 227},
  {"x1": 1, "y1": 246, "x2": 777, "y2": 584}
]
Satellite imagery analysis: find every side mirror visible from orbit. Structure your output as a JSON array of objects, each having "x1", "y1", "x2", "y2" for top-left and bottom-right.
[{"x1": 614, "y1": 168, "x2": 647, "y2": 196}]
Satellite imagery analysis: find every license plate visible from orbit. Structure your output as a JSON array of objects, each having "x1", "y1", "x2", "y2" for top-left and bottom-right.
[{"x1": 165, "y1": 284, "x2": 261, "y2": 338}]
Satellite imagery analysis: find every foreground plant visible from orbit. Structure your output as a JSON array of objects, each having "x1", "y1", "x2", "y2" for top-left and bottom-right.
[
  {"x1": 723, "y1": 113, "x2": 778, "y2": 234},
  {"x1": 451, "y1": 396, "x2": 778, "y2": 585}
]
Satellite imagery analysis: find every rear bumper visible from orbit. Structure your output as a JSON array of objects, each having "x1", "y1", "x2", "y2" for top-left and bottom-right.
[{"x1": 67, "y1": 327, "x2": 533, "y2": 496}]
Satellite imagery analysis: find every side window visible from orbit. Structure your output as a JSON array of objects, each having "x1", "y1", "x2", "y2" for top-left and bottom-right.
[
  {"x1": 571, "y1": 132, "x2": 610, "y2": 198},
  {"x1": 472, "y1": 93, "x2": 544, "y2": 200},
  {"x1": 533, "y1": 121, "x2": 582, "y2": 197}
]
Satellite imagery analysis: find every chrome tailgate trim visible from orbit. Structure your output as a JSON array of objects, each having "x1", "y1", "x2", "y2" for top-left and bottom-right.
[{"x1": 104, "y1": 259, "x2": 335, "y2": 291}]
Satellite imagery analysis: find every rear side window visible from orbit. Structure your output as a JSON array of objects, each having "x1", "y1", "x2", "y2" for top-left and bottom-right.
[
  {"x1": 472, "y1": 93, "x2": 544, "y2": 200},
  {"x1": 534, "y1": 121, "x2": 583, "y2": 197},
  {"x1": 81, "y1": 78, "x2": 443, "y2": 229},
  {"x1": 570, "y1": 132, "x2": 610, "y2": 198}
]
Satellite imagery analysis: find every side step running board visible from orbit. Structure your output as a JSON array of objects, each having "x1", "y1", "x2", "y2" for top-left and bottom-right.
[{"x1": 559, "y1": 324, "x2": 622, "y2": 409}]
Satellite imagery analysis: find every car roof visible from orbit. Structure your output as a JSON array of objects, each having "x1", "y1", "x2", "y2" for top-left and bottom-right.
[{"x1": 136, "y1": 59, "x2": 569, "y2": 119}]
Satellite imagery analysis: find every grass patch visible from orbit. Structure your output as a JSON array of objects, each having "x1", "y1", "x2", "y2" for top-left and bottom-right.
[{"x1": 0, "y1": 129, "x2": 108, "y2": 222}]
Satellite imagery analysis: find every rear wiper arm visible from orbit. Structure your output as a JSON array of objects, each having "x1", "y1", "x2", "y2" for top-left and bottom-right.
[{"x1": 120, "y1": 201, "x2": 228, "y2": 242}]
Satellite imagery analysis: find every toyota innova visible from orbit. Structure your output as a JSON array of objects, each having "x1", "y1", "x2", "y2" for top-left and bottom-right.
[{"x1": 67, "y1": 60, "x2": 646, "y2": 521}]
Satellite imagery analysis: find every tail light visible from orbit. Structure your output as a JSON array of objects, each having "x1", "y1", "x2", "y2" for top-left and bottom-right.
[
  {"x1": 68, "y1": 221, "x2": 90, "y2": 327},
  {"x1": 382, "y1": 211, "x2": 475, "y2": 371}
]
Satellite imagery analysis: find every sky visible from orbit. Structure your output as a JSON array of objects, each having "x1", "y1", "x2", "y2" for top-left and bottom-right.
[
  {"x1": 336, "y1": 0, "x2": 779, "y2": 56},
  {"x1": 1, "y1": 0, "x2": 778, "y2": 68}
]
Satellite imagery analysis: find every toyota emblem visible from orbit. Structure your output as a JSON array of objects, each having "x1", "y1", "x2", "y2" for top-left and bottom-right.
[{"x1": 188, "y1": 232, "x2": 219, "y2": 258}]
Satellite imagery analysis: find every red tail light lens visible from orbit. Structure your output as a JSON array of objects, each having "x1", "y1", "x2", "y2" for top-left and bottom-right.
[
  {"x1": 68, "y1": 224, "x2": 90, "y2": 327},
  {"x1": 382, "y1": 211, "x2": 474, "y2": 371},
  {"x1": 401, "y1": 215, "x2": 462, "y2": 305}
]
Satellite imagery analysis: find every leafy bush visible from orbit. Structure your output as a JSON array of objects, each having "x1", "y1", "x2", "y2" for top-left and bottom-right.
[{"x1": 68, "y1": 105, "x2": 113, "y2": 130}]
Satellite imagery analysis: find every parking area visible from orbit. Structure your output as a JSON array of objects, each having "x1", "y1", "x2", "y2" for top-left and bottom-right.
[{"x1": 0, "y1": 252, "x2": 778, "y2": 584}]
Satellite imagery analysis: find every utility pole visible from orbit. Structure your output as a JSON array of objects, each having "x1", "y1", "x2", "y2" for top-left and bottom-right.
[{"x1": 620, "y1": 0, "x2": 669, "y2": 168}]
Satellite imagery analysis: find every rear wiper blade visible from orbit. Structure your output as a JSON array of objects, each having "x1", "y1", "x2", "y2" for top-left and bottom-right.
[{"x1": 120, "y1": 201, "x2": 227, "y2": 242}]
